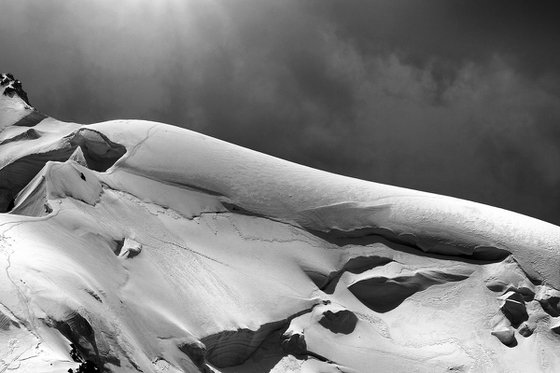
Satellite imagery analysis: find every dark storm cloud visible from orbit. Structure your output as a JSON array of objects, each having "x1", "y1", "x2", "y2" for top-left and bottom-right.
[
  {"x1": 314, "y1": 0, "x2": 560, "y2": 77},
  {"x1": 1, "y1": 0, "x2": 560, "y2": 223}
]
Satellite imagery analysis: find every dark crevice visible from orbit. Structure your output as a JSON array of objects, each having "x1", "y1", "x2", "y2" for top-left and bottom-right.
[
  {"x1": 0, "y1": 148, "x2": 76, "y2": 212},
  {"x1": 203, "y1": 320, "x2": 287, "y2": 368},
  {"x1": 45, "y1": 313, "x2": 120, "y2": 370},
  {"x1": 201, "y1": 307, "x2": 318, "y2": 370},
  {"x1": 348, "y1": 271, "x2": 470, "y2": 313},
  {"x1": 319, "y1": 255, "x2": 393, "y2": 294},
  {"x1": 0, "y1": 128, "x2": 41, "y2": 146},
  {"x1": 310, "y1": 227, "x2": 510, "y2": 264},
  {"x1": 500, "y1": 292, "x2": 529, "y2": 328},
  {"x1": 69, "y1": 129, "x2": 127, "y2": 172},
  {"x1": 318, "y1": 310, "x2": 358, "y2": 334},
  {"x1": 213, "y1": 328, "x2": 335, "y2": 373},
  {"x1": 218, "y1": 203, "x2": 510, "y2": 267},
  {"x1": 219, "y1": 202, "x2": 304, "y2": 232},
  {"x1": 0, "y1": 128, "x2": 127, "y2": 213}
]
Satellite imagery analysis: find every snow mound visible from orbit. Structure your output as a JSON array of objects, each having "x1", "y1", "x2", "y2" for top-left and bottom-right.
[{"x1": 2, "y1": 74, "x2": 560, "y2": 372}]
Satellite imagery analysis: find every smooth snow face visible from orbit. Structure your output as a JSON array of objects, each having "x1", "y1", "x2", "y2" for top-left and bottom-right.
[
  {"x1": 3, "y1": 79, "x2": 560, "y2": 372},
  {"x1": 89, "y1": 120, "x2": 560, "y2": 288}
]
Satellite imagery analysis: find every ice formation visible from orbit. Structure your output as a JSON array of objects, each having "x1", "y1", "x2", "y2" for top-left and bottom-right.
[{"x1": 2, "y1": 73, "x2": 560, "y2": 372}]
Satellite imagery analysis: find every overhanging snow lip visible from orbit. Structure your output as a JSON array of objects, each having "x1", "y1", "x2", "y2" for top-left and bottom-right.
[
  {"x1": 0, "y1": 128, "x2": 127, "y2": 213},
  {"x1": 68, "y1": 128, "x2": 127, "y2": 172}
]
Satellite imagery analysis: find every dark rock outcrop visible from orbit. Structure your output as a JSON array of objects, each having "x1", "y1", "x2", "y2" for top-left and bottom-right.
[{"x1": 1, "y1": 73, "x2": 31, "y2": 105}]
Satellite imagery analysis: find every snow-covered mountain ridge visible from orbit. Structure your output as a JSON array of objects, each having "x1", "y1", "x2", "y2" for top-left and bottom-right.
[{"x1": 2, "y1": 74, "x2": 560, "y2": 372}]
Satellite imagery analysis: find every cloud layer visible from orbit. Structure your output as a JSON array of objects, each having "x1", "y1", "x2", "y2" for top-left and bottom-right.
[{"x1": 1, "y1": 0, "x2": 560, "y2": 223}]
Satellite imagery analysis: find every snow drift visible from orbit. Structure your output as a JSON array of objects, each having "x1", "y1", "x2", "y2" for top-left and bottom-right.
[{"x1": 2, "y1": 73, "x2": 560, "y2": 372}]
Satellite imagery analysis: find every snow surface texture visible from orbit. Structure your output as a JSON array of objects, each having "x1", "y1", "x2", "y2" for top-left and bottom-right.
[{"x1": 2, "y1": 74, "x2": 560, "y2": 372}]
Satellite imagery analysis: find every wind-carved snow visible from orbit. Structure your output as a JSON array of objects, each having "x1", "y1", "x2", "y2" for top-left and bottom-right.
[{"x1": 2, "y1": 75, "x2": 560, "y2": 372}]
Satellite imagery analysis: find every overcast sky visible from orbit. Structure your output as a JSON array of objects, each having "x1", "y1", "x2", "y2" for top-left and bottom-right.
[{"x1": 1, "y1": 0, "x2": 560, "y2": 224}]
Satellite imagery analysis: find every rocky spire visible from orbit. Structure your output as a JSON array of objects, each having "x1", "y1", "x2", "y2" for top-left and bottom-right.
[
  {"x1": 0, "y1": 73, "x2": 47, "y2": 129},
  {"x1": 1, "y1": 73, "x2": 31, "y2": 106}
]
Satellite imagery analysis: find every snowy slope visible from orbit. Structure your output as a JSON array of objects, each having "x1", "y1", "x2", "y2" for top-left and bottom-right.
[{"x1": 2, "y1": 74, "x2": 560, "y2": 372}]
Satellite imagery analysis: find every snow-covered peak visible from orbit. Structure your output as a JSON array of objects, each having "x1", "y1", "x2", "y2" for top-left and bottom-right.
[
  {"x1": 0, "y1": 73, "x2": 46, "y2": 130},
  {"x1": 3, "y1": 79, "x2": 560, "y2": 372}
]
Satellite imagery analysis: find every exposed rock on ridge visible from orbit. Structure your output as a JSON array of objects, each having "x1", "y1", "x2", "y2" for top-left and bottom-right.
[{"x1": 1, "y1": 73, "x2": 31, "y2": 105}]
